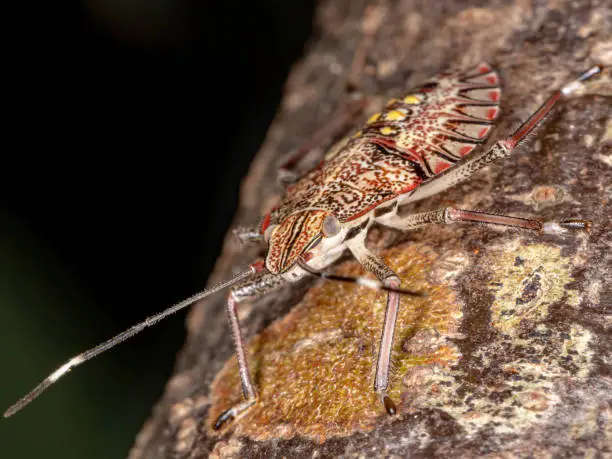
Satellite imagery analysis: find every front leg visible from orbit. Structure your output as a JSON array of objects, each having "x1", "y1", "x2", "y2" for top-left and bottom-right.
[
  {"x1": 213, "y1": 267, "x2": 288, "y2": 430},
  {"x1": 345, "y1": 235, "x2": 401, "y2": 415}
]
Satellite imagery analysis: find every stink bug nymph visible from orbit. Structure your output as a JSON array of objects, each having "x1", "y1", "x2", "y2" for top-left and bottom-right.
[{"x1": 4, "y1": 63, "x2": 603, "y2": 431}]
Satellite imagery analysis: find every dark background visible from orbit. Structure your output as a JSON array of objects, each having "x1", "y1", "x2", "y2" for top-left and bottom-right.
[{"x1": 1, "y1": 1, "x2": 316, "y2": 457}]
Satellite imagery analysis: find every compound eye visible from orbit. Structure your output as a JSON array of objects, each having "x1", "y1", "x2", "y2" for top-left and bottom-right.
[{"x1": 322, "y1": 215, "x2": 341, "y2": 238}]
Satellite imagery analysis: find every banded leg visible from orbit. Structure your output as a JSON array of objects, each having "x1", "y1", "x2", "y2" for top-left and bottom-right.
[
  {"x1": 377, "y1": 207, "x2": 591, "y2": 234},
  {"x1": 345, "y1": 236, "x2": 401, "y2": 415},
  {"x1": 403, "y1": 65, "x2": 603, "y2": 205},
  {"x1": 213, "y1": 268, "x2": 287, "y2": 430}
]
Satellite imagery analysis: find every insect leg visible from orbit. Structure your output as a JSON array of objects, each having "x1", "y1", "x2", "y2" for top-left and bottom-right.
[
  {"x1": 345, "y1": 236, "x2": 402, "y2": 416},
  {"x1": 377, "y1": 207, "x2": 591, "y2": 234},
  {"x1": 404, "y1": 65, "x2": 603, "y2": 205},
  {"x1": 214, "y1": 270, "x2": 288, "y2": 430}
]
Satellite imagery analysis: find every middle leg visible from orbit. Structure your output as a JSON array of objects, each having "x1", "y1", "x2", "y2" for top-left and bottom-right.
[
  {"x1": 345, "y1": 234, "x2": 402, "y2": 415},
  {"x1": 376, "y1": 206, "x2": 590, "y2": 234}
]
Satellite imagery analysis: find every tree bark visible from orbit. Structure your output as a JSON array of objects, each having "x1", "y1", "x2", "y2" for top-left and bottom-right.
[{"x1": 128, "y1": 1, "x2": 611, "y2": 457}]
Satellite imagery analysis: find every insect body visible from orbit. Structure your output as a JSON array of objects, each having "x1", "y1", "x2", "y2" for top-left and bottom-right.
[
  {"x1": 263, "y1": 63, "x2": 506, "y2": 276},
  {"x1": 4, "y1": 63, "x2": 602, "y2": 430}
]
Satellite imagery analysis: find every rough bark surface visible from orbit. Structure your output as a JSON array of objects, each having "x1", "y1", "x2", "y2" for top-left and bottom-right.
[{"x1": 128, "y1": 1, "x2": 611, "y2": 458}]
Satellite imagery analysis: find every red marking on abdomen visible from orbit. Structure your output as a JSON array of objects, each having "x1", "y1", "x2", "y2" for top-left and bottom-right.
[
  {"x1": 370, "y1": 136, "x2": 421, "y2": 158},
  {"x1": 404, "y1": 147, "x2": 427, "y2": 164},
  {"x1": 487, "y1": 107, "x2": 499, "y2": 120},
  {"x1": 398, "y1": 181, "x2": 422, "y2": 195},
  {"x1": 434, "y1": 162, "x2": 451, "y2": 174},
  {"x1": 369, "y1": 137, "x2": 397, "y2": 149},
  {"x1": 371, "y1": 138, "x2": 426, "y2": 169},
  {"x1": 460, "y1": 145, "x2": 474, "y2": 156},
  {"x1": 260, "y1": 212, "x2": 272, "y2": 234},
  {"x1": 250, "y1": 260, "x2": 266, "y2": 273}
]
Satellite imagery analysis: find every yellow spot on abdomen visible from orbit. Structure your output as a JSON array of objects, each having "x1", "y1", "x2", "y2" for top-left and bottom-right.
[
  {"x1": 386, "y1": 98, "x2": 399, "y2": 107},
  {"x1": 380, "y1": 126, "x2": 397, "y2": 136},
  {"x1": 367, "y1": 113, "x2": 382, "y2": 124},
  {"x1": 385, "y1": 110, "x2": 406, "y2": 121},
  {"x1": 403, "y1": 95, "x2": 422, "y2": 105}
]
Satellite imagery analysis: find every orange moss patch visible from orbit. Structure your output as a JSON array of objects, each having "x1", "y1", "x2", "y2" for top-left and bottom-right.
[{"x1": 207, "y1": 243, "x2": 462, "y2": 441}]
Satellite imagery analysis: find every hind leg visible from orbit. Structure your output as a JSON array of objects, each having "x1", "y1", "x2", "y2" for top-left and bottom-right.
[{"x1": 404, "y1": 66, "x2": 603, "y2": 205}]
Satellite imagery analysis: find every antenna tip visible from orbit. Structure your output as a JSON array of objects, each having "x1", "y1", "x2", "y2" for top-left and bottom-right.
[
  {"x1": 4, "y1": 404, "x2": 19, "y2": 418},
  {"x1": 580, "y1": 65, "x2": 603, "y2": 81}
]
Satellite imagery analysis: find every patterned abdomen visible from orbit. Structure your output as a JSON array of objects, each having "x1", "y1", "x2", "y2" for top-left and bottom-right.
[
  {"x1": 356, "y1": 62, "x2": 501, "y2": 177},
  {"x1": 270, "y1": 63, "x2": 503, "y2": 224}
]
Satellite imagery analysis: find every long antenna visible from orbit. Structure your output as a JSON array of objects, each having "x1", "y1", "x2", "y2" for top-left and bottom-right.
[{"x1": 3, "y1": 267, "x2": 254, "y2": 418}]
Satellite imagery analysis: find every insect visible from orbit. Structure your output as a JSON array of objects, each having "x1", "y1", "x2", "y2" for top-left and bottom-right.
[{"x1": 4, "y1": 62, "x2": 602, "y2": 431}]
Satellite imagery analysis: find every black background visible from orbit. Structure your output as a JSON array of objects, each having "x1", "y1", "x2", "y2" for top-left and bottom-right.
[{"x1": 1, "y1": 1, "x2": 315, "y2": 457}]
